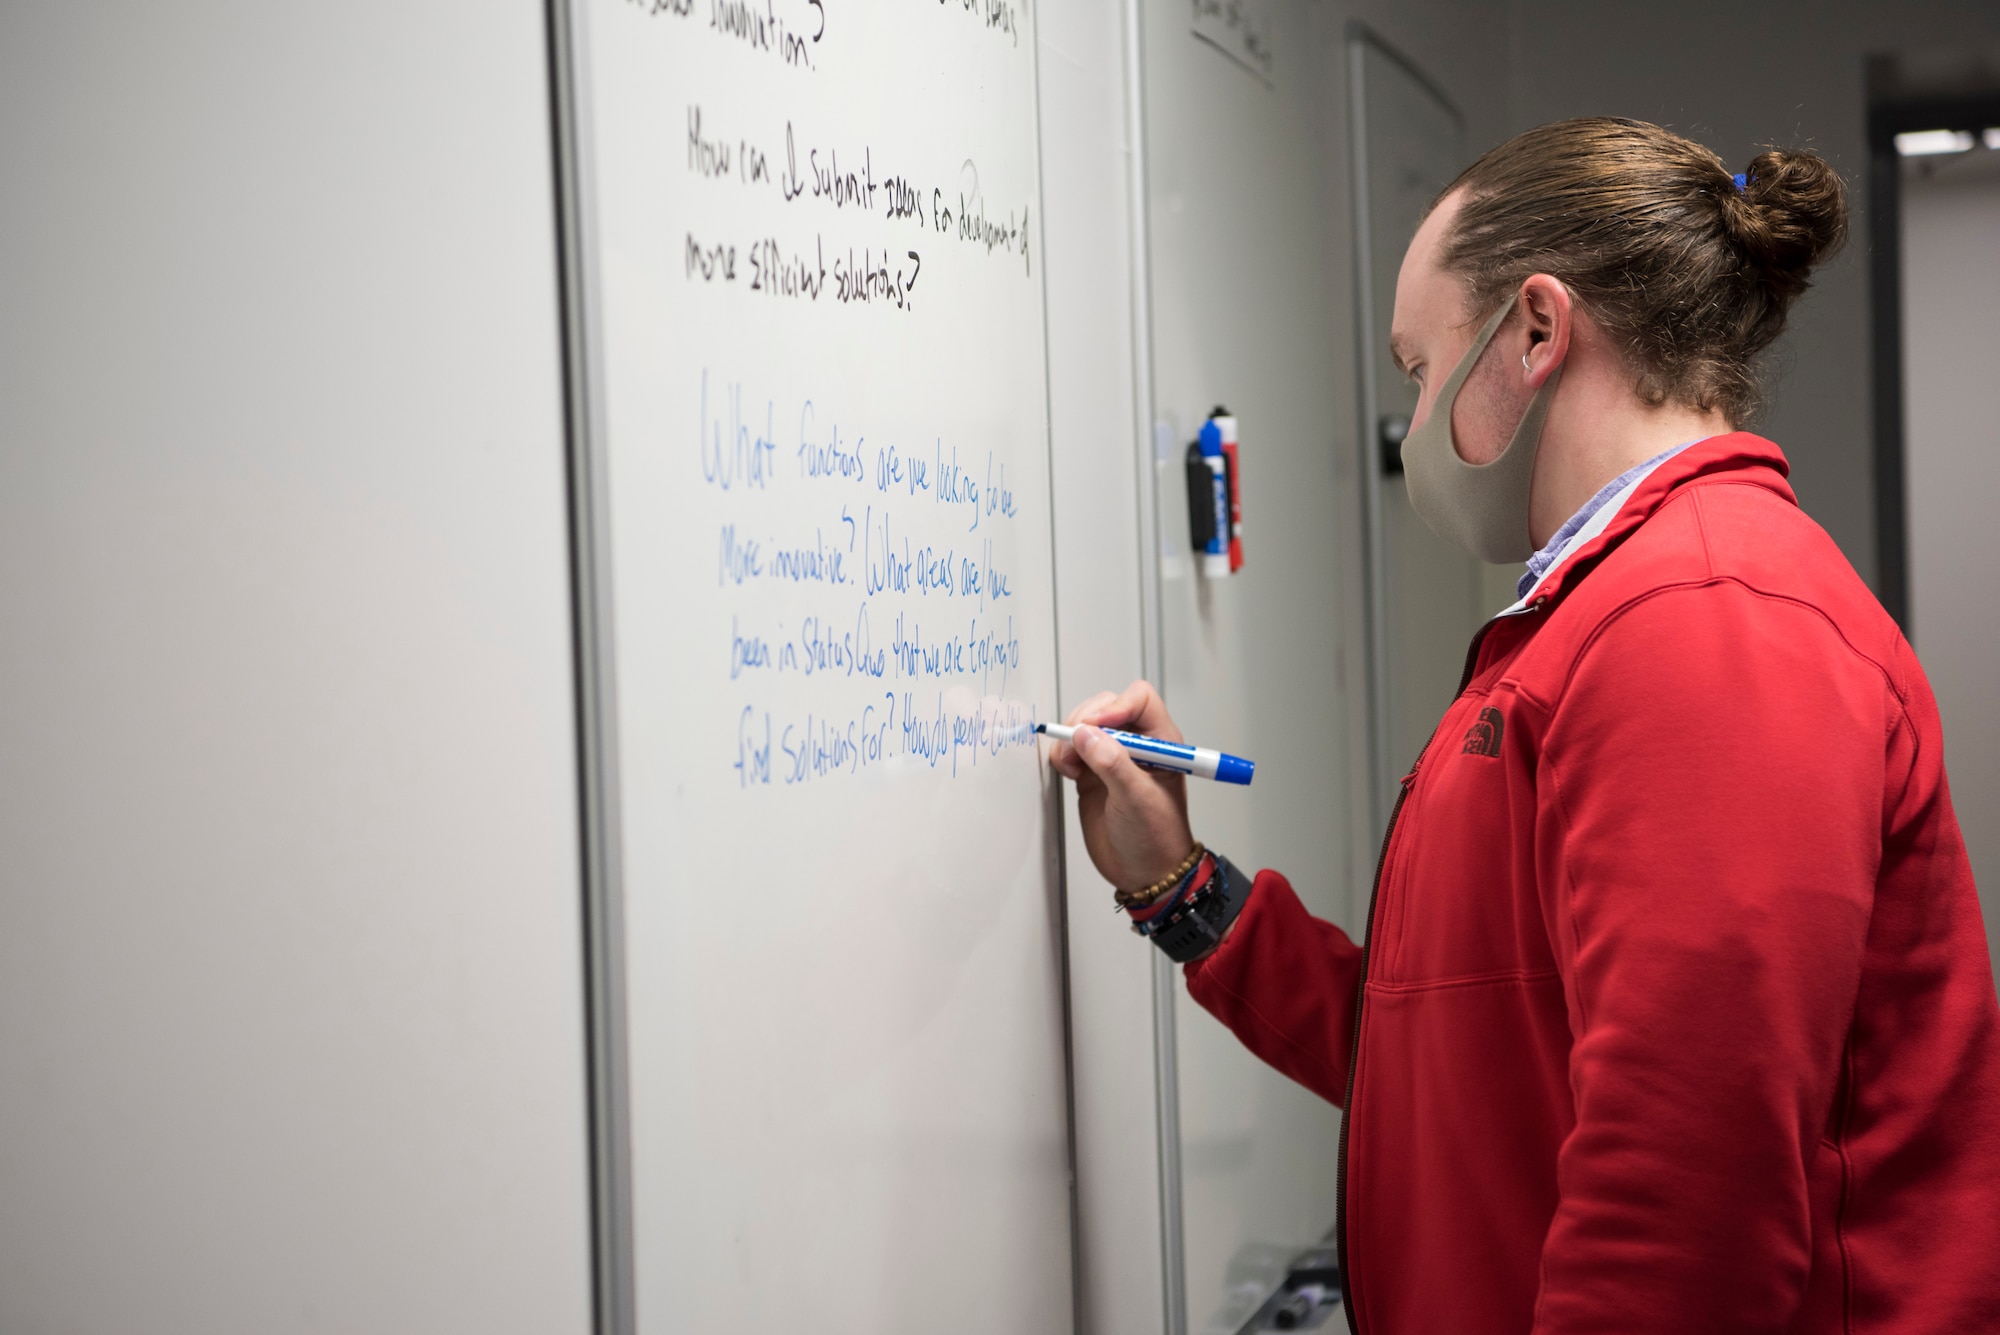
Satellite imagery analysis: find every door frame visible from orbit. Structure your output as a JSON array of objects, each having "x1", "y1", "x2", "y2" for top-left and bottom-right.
[{"x1": 1865, "y1": 78, "x2": 2000, "y2": 636}]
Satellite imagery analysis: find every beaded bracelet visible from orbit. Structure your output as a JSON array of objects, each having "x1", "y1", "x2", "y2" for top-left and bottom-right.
[
  {"x1": 1126, "y1": 854, "x2": 1215, "y2": 933},
  {"x1": 1114, "y1": 841, "x2": 1205, "y2": 909}
]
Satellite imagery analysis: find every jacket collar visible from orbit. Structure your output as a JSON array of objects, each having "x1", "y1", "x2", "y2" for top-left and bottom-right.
[{"x1": 1519, "y1": 431, "x2": 1794, "y2": 610}]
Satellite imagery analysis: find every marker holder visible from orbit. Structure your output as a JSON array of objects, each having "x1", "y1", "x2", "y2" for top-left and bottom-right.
[{"x1": 1186, "y1": 406, "x2": 1243, "y2": 577}]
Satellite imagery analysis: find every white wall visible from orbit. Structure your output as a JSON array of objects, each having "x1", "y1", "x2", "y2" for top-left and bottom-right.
[
  {"x1": 0, "y1": 5, "x2": 595, "y2": 1333},
  {"x1": 1902, "y1": 147, "x2": 2000, "y2": 982}
]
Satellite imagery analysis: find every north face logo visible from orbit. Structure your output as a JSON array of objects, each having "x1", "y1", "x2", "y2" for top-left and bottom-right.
[{"x1": 1462, "y1": 706, "x2": 1505, "y2": 758}]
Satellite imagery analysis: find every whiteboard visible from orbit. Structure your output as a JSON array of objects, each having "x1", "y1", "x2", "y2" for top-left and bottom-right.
[{"x1": 566, "y1": 1, "x2": 1072, "y2": 1330}]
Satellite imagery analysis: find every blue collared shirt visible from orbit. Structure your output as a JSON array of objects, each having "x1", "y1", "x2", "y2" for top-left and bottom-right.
[{"x1": 1514, "y1": 440, "x2": 1701, "y2": 602}]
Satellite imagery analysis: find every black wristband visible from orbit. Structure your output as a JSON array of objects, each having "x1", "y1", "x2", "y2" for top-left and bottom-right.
[{"x1": 1148, "y1": 855, "x2": 1251, "y2": 964}]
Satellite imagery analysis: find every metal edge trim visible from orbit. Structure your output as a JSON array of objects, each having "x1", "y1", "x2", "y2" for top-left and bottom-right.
[
  {"x1": 1121, "y1": 1, "x2": 1186, "y2": 1332},
  {"x1": 1344, "y1": 34, "x2": 1393, "y2": 842},
  {"x1": 544, "y1": 3, "x2": 636, "y2": 1331},
  {"x1": 1026, "y1": 6, "x2": 1088, "y2": 1329}
]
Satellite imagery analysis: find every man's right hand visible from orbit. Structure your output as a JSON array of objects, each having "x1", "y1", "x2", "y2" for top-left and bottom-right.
[{"x1": 1048, "y1": 680, "x2": 1197, "y2": 893}]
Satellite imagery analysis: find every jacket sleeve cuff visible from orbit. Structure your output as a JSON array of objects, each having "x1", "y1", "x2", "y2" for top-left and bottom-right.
[{"x1": 1182, "y1": 870, "x2": 1359, "y2": 1106}]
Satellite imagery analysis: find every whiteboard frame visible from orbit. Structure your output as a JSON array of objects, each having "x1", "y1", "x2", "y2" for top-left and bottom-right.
[
  {"x1": 1120, "y1": 1, "x2": 1188, "y2": 1332},
  {"x1": 545, "y1": 4, "x2": 1086, "y2": 1332},
  {"x1": 545, "y1": 2, "x2": 636, "y2": 1332}
]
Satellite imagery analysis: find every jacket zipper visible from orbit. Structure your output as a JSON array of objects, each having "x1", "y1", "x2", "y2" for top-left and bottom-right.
[{"x1": 1336, "y1": 602, "x2": 1538, "y2": 1333}]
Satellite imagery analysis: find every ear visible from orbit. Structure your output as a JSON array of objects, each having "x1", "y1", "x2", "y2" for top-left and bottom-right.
[{"x1": 1517, "y1": 274, "x2": 1571, "y2": 388}]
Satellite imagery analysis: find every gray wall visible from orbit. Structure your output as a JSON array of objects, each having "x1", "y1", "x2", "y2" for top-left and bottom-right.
[
  {"x1": 0, "y1": 4, "x2": 595, "y2": 1333},
  {"x1": 1506, "y1": 0, "x2": 2000, "y2": 591},
  {"x1": 1902, "y1": 148, "x2": 2000, "y2": 981}
]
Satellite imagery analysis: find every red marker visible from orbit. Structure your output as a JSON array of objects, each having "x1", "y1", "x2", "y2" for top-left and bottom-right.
[{"x1": 1202, "y1": 408, "x2": 1245, "y2": 572}]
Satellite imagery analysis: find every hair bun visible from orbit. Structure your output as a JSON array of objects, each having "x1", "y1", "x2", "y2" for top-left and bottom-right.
[{"x1": 1729, "y1": 149, "x2": 1849, "y2": 301}]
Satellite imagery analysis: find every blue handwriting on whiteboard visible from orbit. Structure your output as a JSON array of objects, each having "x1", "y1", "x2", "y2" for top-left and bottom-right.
[
  {"x1": 730, "y1": 607, "x2": 1017, "y2": 691},
  {"x1": 733, "y1": 705, "x2": 774, "y2": 787},
  {"x1": 934, "y1": 440, "x2": 980, "y2": 530},
  {"x1": 875, "y1": 441, "x2": 930, "y2": 496},
  {"x1": 700, "y1": 371, "x2": 780, "y2": 491},
  {"x1": 861, "y1": 505, "x2": 1005, "y2": 600},
  {"x1": 796, "y1": 401, "x2": 866, "y2": 483},
  {"x1": 985, "y1": 452, "x2": 1018, "y2": 521},
  {"x1": 720, "y1": 524, "x2": 851, "y2": 587},
  {"x1": 780, "y1": 694, "x2": 899, "y2": 784},
  {"x1": 733, "y1": 694, "x2": 1039, "y2": 787},
  {"x1": 901, "y1": 692, "x2": 1039, "y2": 778}
]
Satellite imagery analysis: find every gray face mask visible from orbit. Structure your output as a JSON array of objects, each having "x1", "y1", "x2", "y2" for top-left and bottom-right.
[{"x1": 1399, "y1": 298, "x2": 1563, "y2": 564}]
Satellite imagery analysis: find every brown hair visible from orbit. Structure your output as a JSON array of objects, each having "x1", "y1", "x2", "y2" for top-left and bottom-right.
[{"x1": 1433, "y1": 117, "x2": 1848, "y2": 425}]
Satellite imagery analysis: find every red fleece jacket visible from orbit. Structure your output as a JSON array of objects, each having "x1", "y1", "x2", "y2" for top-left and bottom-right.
[{"x1": 1187, "y1": 435, "x2": 2000, "y2": 1333}]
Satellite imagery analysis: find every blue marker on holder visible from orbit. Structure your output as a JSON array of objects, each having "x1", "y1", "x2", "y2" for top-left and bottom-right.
[
  {"x1": 1038, "y1": 723, "x2": 1256, "y2": 785},
  {"x1": 1196, "y1": 415, "x2": 1232, "y2": 578}
]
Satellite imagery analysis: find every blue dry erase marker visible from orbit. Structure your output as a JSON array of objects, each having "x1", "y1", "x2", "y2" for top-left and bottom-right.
[
  {"x1": 1037, "y1": 722, "x2": 1256, "y2": 786},
  {"x1": 1196, "y1": 415, "x2": 1232, "y2": 578}
]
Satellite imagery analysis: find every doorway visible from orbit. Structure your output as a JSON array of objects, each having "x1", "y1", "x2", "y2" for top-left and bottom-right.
[{"x1": 1871, "y1": 80, "x2": 2000, "y2": 987}]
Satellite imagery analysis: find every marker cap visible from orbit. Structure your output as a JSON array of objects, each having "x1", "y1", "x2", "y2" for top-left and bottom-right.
[{"x1": 1214, "y1": 754, "x2": 1255, "y2": 785}]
